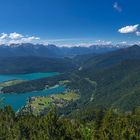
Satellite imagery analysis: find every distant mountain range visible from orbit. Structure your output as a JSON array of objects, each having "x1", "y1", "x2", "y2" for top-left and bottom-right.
[{"x1": 0, "y1": 43, "x2": 129, "y2": 58}]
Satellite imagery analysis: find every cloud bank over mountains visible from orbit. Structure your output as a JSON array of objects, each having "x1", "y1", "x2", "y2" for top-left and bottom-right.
[
  {"x1": 0, "y1": 32, "x2": 40, "y2": 45},
  {"x1": 0, "y1": 28, "x2": 139, "y2": 47},
  {"x1": 0, "y1": 32, "x2": 119, "y2": 47}
]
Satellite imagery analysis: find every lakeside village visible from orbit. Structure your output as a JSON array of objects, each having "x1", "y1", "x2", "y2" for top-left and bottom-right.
[{"x1": 19, "y1": 84, "x2": 80, "y2": 115}]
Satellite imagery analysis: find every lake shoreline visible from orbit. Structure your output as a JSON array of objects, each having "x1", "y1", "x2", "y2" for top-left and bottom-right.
[{"x1": 0, "y1": 72, "x2": 64, "y2": 111}]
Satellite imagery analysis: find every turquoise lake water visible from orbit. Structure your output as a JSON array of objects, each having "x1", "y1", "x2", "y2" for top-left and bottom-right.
[
  {"x1": 0, "y1": 86, "x2": 65, "y2": 111},
  {"x1": 0, "y1": 72, "x2": 59, "y2": 83},
  {"x1": 0, "y1": 72, "x2": 65, "y2": 111}
]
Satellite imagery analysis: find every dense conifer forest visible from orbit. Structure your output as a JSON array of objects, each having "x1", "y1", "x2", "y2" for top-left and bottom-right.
[{"x1": 0, "y1": 106, "x2": 140, "y2": 140}]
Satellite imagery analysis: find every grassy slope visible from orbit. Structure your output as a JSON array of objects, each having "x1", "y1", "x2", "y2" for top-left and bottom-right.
[{"x1": 0, "y1": 80, "x2": 25, "y2": 87}]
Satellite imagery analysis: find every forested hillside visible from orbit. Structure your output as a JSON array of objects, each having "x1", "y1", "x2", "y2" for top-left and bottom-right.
[
  {"x1": 0, "y1": 57, "x2": 76, "y2": 74},
  {"x1": 0, "y1": 106, "x2": 140, "y2": 140},
  {"x1": 77, "y1": 45, "x2": 140, "y2": 111}
]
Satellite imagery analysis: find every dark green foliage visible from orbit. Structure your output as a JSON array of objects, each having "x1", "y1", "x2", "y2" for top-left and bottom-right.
[
  {"x1": 0, "y1": 56, "x2": 76, "y2": 74},
  {"x1": 76, "y1": 45, "x2": 140, "y2": 111},
  {"x1": 0, "y1": 106, "x2": 140, "y2": 140}
]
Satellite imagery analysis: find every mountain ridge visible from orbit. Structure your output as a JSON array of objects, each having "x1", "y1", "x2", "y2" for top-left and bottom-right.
[{"x1": 0, "y1": 43, "x2": 129, "y2": 58}]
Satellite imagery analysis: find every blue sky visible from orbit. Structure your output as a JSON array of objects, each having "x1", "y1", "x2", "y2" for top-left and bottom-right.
[{"x1": 0, "y1": 0, "x2": 140, "y2": 46}]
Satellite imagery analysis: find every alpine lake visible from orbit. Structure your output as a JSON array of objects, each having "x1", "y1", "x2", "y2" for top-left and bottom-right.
[{"x1": 0, "y1": 72, "x2": 65, "y2": 111}]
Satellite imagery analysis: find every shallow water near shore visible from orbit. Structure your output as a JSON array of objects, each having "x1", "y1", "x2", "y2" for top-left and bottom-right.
[{"x1": 0, "y1": 86, "x2": 65, "y2": 111}]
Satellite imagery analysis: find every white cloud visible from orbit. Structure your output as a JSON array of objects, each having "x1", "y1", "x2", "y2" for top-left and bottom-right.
[
  {"x1": 118, "y1": 24, "x2": 139, "y2": 33},
  {"x1": 0, "y1": 32, "x2": 40, "y2": 45},
  {"x1": 95, "y1": 40, "x2": 112, "y2": 45},
  {"x1": 113, "y1": 2, "x2": 122, "y2": 12},
  {"x1": 43, "y1": 38, "x2": 114, "y2": 47},
  {"x1": 9, "y1": 32, "x2": 23, "y2": 39},
  {"x1": 0, "y1": 33, "x2": 8, "y2": 39},
  {"x1": 65, "y1": 43, "x2": 95, "y2": 47},
  {"x1": 120, "y1": 41, "x2": 127, "y2": 44},
  {"x1": 21, "y1": 36, "x2": 40, "y2": 43},
  {"x1": 136, "y1": 31, "x2": 140, "y2": 36}
]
